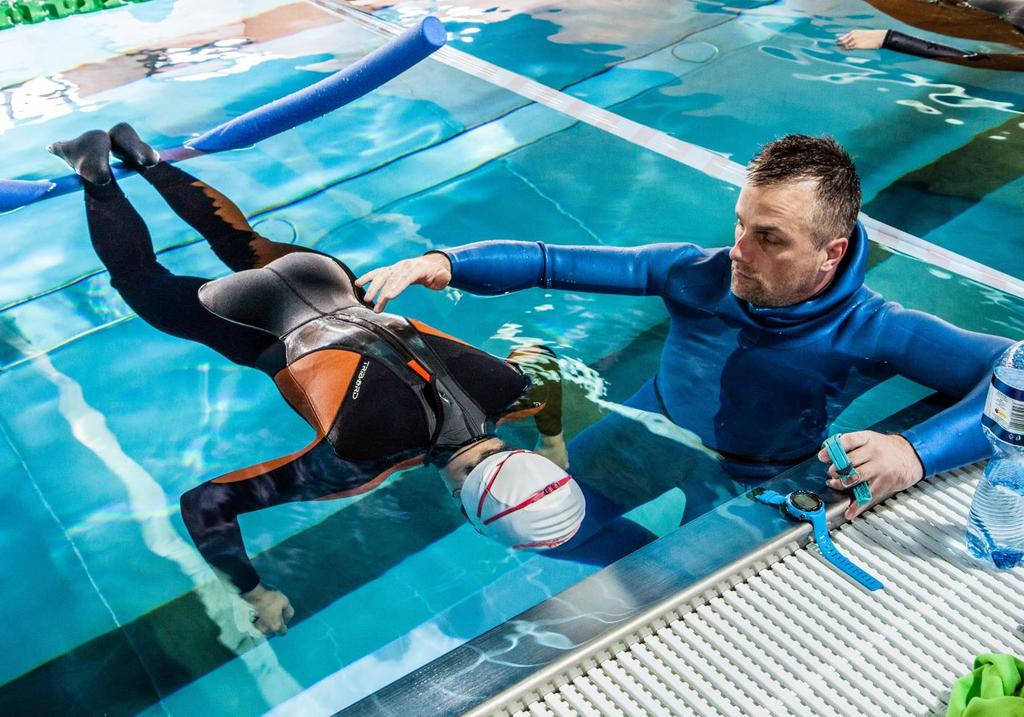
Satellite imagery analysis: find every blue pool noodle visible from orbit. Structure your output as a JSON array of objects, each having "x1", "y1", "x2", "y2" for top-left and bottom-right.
[
  {"x1": 0, "y1": 16, "x2": 446, "y2": 214},
  {"x1": 188, "y1": 16, "x2": 446, "y2": 152},
  {"x1": 0, "y1": 178, "x2": 55, "y2": 213}
]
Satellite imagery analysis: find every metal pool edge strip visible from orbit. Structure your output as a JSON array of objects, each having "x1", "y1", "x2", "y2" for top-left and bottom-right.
[
  {"x1": 336, "y1": 397, "x2": 955, "y2": 716},
  {"x1": 309, "y1": 0, "x2": 1024, "y2": 302}
]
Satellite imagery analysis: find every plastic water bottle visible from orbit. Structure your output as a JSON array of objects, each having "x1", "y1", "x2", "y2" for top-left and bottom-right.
[{"x1": 965, "y1": 341, "x2": 1024, "y2": 569}]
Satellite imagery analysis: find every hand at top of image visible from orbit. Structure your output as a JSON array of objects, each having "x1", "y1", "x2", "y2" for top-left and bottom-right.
[{"x1": 837, "y1": 29, "x2": 887, "y2": 50}]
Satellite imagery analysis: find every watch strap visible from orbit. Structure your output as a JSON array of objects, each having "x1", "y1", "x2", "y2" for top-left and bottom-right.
[
  {"x1": 823, "y1": 434, "x2": 856, "y2": 479},
  {"x1": 751, "y1": 488, "x2": 787, "y2": 506},
  {"x1": 811, "y1": 517, "x2": 883, "y2": 591}
]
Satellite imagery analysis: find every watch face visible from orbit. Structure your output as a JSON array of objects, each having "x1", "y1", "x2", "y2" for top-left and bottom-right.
[{"x1": 790, "y1": 490, "x2": 822, "y2": 512}]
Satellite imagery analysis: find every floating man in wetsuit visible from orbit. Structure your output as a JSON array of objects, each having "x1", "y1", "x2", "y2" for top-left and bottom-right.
[
  {"x1": 48, "y1": 126, "x2": 586, "y2": 636},
  {"x1": 362, "y1": 134, "x2": 1014, "y2": 534}
]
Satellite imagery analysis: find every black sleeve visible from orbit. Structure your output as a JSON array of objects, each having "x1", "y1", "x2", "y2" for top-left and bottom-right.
[
  {"x1": 180, "y1": 438, "x2": 388, "y2": 592},
  {"x1": 181, "y1": 478, "x2": 266, "y2": 593},
  {"x1": 883, "y1": 29, "x2": 984, "y2": 60}
]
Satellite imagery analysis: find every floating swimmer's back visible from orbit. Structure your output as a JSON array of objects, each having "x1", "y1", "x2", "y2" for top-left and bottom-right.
[
  {"x1": 198, "y1": 252, "x2": 363, "y2": 337},
  {"x1": 197, "y1": 251, "x2": 518, "y2": 463}
]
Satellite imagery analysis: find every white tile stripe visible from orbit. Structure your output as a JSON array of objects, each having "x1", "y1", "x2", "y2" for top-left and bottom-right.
[{"x1": 311, "y1": 0, "x2": 1024, "y2": 301}]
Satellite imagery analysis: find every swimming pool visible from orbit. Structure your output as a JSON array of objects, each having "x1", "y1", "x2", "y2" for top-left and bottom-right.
[{"x1": 0, "y1": 0, "x2": 1021, "y2": 714}]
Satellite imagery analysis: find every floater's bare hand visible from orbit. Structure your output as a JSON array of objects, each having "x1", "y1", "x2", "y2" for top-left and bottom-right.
[
  {"x1": 535, "y1": 432, "x2": 569, "y2": 470},
  {"x1": 817, "y1": 430, "x2": 924, "y2": 520},
  {"x1": 242, "y1": 583, "x2": 295, "y2": 637},
  {"x1": 355, "y1": 253, "x2": 453, "y2": 313},
  {"x1": 837, "y1": 29, "x2": 887, "y2": 50}
]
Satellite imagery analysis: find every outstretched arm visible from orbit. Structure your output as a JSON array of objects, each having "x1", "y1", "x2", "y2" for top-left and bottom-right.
[
  {"x1": 838, "y1": 29, "x2": 984, "y2": 60},
  {"x1": 180, "y1": 461, "x2": 302, "y2": 636},
  {"x1": 356, "y1": 241, "x2": 701, "y2": 312},
  {"x1": 443, "y1": 241, "x2": 692, "y2": 296},
  {"x1": 180, "y1": 437, "x2": 381, "y2": 635}
]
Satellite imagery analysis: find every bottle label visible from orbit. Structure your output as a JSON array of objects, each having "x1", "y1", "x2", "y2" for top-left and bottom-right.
[{"x1": 983, "y1": 375, "x2": 1024, "y2": 447}]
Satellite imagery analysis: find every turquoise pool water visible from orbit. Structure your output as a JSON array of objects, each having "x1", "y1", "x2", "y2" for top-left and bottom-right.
[{"x1": 0, "y1": 0, "x2": 1021, "y2": 715}]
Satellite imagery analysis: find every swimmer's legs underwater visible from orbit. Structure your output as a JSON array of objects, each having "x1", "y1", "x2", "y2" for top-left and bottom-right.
[
  {"x1": 51, "y1": 124, "x2": 342, "y2": 370},
  {"x1": 58, "y1": 123, "x2": 364, "y2": 352},
  {"x1": 51, "y1": 126, "x2": 396, "y2": 602}
]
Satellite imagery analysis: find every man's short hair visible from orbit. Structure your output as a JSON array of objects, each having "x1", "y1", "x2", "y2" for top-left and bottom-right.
[{"x1": 747, "y1": 135, "x2": 861, "y2": 247}]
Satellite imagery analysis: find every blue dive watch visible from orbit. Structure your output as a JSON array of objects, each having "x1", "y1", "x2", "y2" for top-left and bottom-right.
[{"x1": 751, "y1": 488, "x2": 883, "y2": 591}]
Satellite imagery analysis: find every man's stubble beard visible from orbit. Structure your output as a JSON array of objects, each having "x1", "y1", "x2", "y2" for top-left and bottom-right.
[{"x1": 730, "y1": 268, "x2": 820, "y2": 308}]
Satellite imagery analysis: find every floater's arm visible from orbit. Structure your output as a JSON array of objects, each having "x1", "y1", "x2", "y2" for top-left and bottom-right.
[
  {"x1": 180, "y1": 439, "x2": 327, "y2": 595},
  {"x1": 0, "y1": 16, "x2": 446, "y2": 213},
  {"x1": 441, "y1": 241, "x2": 702, "y2": 297},
  {"x1": 882, "y1": 29, "x2": 1024, "y2": 71},
  {"x1": 179, "y1": 433, "x2": 402, "y2": 594},
  {"x1": 871, "y1": 303, "x2": 1013, "y2": 476}
]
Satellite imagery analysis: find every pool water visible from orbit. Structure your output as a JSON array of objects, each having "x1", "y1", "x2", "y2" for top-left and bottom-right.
[{"x1": 0, "y1": 0, "x2": 1021, "y2": 715}]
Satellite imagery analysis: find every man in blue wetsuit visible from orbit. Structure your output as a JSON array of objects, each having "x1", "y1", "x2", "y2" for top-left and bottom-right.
[{"x1": 358, "y1": 134, "x2": 1013, "y2": 533}]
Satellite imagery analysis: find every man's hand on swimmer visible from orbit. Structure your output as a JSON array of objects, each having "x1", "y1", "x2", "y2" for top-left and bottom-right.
[
  {"x1": 836, "y1": 29, "x2": 887, "y2": 50},
  {"x1": 356, "y1": 253, "x2": 453, "y2": 313},
  {"x1": 242, "y1": 583, "x2": 294, "y2": 637},
  {"x1": 536, "y1": 432, "x2": 569, "y2": 470},
  {"x1": 817, "y1": 430, "x2": 925, "y2": 520}
]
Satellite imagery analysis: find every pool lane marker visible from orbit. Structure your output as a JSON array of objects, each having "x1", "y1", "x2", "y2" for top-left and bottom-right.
[
  {"x1": 312, "y1": 0, "x2": 1024, "y2": 301},
  {"x1": 2, "y1": 325, "x2": 306, "y2": 703}
]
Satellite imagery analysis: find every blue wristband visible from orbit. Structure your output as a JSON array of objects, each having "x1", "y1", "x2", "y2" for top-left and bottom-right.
[{"x1": 824, "y1": 433, "x2": 872, "y2": 508}]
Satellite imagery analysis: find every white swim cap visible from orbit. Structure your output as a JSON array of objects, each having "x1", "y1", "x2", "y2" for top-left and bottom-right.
[{"x1": 460, "y1": 449, "x2": 585, "y2": 550}]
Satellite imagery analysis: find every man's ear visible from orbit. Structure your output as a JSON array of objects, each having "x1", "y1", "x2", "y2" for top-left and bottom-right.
[{"x1": 821, "y1": 236, "x2": 849, "y2": 272}]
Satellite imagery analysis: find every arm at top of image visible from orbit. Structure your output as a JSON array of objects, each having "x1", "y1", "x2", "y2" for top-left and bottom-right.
[{"x1": 837, "y1": 28, "x2": 983, "y2": 60}]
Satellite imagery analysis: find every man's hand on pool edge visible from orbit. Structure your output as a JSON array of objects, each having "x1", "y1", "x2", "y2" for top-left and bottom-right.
[
  {"x1": 356, "y1": 253, "x2": 453, "y2": 313},
  {"x1": 242, "y1": 583, "x2": 295, "y2": 637},
  {"x1": 818, "y1": 431, "x2": 925, "y2": 520}
]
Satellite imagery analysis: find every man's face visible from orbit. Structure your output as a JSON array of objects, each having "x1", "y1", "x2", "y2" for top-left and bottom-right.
[{"x1": 729, "y1": 180, "x2": 830, "y2": 308}]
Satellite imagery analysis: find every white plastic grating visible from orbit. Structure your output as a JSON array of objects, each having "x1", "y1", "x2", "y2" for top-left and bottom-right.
[{"x1": 487, "y1": 465, "x2": 1024, "y2": 717}]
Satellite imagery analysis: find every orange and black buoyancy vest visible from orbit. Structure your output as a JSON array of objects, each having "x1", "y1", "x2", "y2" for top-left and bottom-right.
[{"x1": 198, "y1": 252, "x2": 517, "y2": 465}]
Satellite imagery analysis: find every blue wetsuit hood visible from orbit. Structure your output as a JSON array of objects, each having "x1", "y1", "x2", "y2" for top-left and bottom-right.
[{"x1": 728, "y1": 222, "x2": 868, "y2": 336}]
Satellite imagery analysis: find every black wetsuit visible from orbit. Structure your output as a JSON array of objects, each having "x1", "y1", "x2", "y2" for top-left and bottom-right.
[{"x1": 84, "y1": 163, "x2": 562, "y2": 592}]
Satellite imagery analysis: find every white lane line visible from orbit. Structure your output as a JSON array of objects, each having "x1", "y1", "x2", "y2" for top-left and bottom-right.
[
  {"x1": 311, "y1": 0, "x2": 1024, "y2": 301},
  {"x1": 4, "y1": 321, "x2": 306, "y2": 705}
]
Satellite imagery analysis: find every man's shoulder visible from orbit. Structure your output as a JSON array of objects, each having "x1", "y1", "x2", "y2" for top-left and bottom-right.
[
  {"x1": 835, "y1": 287, "x2": 890, "y2": 330},
  {"x1": 662, "y1": 244, "x2": 731, "y2": 292}
]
